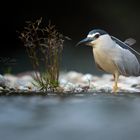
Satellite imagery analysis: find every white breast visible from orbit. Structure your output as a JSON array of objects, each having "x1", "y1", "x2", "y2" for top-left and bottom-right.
[
  {"x1": 93, "y1": 48, "x2": 118, "y2": 74},
  {"x1": 92, "y1": 35, "x2": 119, "y2": 74}
]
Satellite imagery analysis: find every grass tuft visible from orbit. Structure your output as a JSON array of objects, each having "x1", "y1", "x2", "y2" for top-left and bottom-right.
[{"x1": 19, "y1": 17, "x2": 65, "y2": 91}]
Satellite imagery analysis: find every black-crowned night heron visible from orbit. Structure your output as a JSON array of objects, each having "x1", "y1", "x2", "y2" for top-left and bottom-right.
[{"x1": 77, "y1": 29, "x2": 140, "y2": 92}]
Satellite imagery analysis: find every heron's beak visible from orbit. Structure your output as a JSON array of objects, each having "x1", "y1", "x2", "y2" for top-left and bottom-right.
[{"x1": 76, "y1": 37, "x2": 93, "y2": 46}]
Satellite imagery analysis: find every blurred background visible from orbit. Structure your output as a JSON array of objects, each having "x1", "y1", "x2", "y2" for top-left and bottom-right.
[{"x1": 1, "y1": 0, "x2": 140, "y2": 75}]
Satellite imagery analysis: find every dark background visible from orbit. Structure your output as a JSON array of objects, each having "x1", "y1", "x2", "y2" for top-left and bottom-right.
[{"x1": 0, "y1": 0, "x2": 140, "y2": 74}]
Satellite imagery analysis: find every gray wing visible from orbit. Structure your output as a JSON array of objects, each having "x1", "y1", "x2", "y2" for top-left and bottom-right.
[
  {"x1": 111, "y1": 36, "x2": 140, "y2": 56},
  {"x1": 111, "y1": 36, "x2": 130, "y2": 49},
  {"x1": 114, "y1": 44, "x2": 140, "y2": 76}
]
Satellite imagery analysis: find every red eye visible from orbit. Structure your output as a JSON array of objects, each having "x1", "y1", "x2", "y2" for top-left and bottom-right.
[{"x1": 94, "y1": 34, "x2": 100, "y2": 39}]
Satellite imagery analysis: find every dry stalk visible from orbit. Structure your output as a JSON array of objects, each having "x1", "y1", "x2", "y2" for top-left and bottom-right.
[{"x1": 19, "y1": 18, "x2": 65, "y2": 91}]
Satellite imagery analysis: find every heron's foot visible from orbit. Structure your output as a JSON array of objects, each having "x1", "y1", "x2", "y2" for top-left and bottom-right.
[{"x1": 112, "y1": 85, "x2": 119, "y2": 93}]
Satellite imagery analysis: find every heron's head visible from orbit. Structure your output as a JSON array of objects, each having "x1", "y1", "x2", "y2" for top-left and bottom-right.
[{"x1": 77, "y1": 29, "x2": 110, "y2": 48}]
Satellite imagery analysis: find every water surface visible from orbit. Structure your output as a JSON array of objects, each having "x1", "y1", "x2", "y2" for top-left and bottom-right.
[{"x1": 0, "y1": 93, "x2": 140, "y2": 140}]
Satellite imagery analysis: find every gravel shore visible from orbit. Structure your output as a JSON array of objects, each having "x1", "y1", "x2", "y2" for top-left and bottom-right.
[{"x1": 0, "y1": 71, "x2": 140, "y2": 94}]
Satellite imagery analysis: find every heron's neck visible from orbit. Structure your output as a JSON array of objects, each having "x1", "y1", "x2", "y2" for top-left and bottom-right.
[{"x1": 93, "y1": 35, "x2": 115, "y2": 50}]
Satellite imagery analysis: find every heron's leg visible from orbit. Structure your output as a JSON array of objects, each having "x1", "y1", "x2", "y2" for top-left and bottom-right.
[
  {"x1": 113, "y1": 73, "x2": 119, "y2": 92},
  {"x1": 113, "y1": 74, "x2": 115, "y2": 81},
  {"x1": 110, "y1": 74, "x2": 115, "y2": 81}
]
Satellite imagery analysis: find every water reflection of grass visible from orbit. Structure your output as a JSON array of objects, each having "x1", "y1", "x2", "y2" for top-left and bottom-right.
[{"x1": 19, "y1": 18, "x2": 65, "y2": 91}]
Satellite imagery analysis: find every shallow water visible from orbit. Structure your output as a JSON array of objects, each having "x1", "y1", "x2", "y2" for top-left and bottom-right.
[{"x1": 0, "y1": 93, "x2": 140, "y2": 140}]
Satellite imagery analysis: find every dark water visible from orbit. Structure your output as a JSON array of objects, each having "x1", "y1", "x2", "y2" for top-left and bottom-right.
[{"x1": 0, "y1": 94, "x2": 140, "y2": 140}]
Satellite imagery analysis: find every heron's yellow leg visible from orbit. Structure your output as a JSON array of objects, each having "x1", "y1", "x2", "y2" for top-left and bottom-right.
[
  {"x1": 110, "y1": 74, "x2": 115, "y2": 81},
  {"x1": 113, "y1": 73, "x2": 119, "y2": 93},
  {"x1": 113, "y1": 74, "x2": 115, "y2": 81}
]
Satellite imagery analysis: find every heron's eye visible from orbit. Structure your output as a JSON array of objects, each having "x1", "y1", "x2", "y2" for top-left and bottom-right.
[{"x1": 94, "y1": 34, "x2": 100, "y2": 39}]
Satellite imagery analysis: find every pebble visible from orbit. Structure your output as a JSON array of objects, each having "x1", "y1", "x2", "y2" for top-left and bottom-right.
[
  {"x1": 3, "y1": 74, "x2": 37, "y2": 91},
  {"x1": 0, "y1": 74, "x2": 10, "y2": 88}
]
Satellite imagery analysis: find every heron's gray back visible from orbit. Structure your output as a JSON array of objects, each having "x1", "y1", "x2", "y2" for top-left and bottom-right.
[{"x1": 114, "y1": 44, "x2": 140, "y2": 76}]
